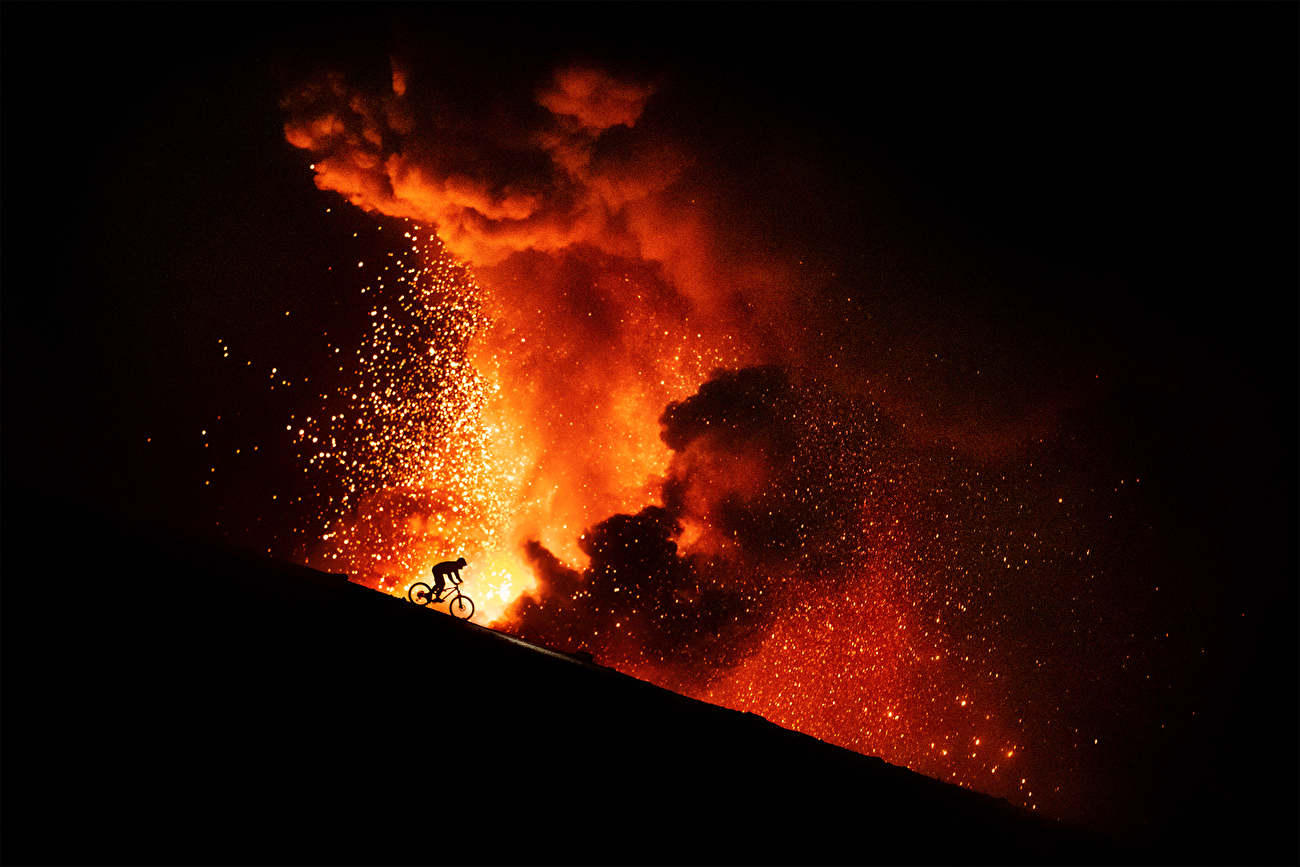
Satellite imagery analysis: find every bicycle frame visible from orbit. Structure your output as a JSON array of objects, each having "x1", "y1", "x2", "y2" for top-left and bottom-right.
[{"x1": 407, "y1": 578, "x2": 475, "y2": 620}]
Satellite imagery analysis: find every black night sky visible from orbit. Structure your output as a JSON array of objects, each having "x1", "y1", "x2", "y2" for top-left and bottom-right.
[{"x1": 5, "y1": 4, "x2": 1296, "y2": 862}]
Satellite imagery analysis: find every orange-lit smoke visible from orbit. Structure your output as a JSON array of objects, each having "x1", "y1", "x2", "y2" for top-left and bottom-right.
[{"x1": 281, "y1": 60, "x2": 754, "y2": 312}]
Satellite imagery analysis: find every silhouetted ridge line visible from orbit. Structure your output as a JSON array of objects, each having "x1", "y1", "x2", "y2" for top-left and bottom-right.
[{"x1": 3, "y1": 497, "x2": 1132, "y2": 865}]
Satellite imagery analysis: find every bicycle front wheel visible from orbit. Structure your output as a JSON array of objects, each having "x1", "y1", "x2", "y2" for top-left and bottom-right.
[
  {"x1": 408, "y1": 582, "x2": 433, "y2": 606},
  {"x1": 447, "y1": 593, "x2": 475, "y2": 620}
]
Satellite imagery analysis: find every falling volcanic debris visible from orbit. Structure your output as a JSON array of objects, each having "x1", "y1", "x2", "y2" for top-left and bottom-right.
[{"x1": 277, "y1": 32, "x2": 1128, "y2": 817}]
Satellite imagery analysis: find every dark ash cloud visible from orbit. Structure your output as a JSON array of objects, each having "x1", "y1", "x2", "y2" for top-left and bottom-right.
[{"x1": 503, "y1": 365, "x2": 906, "y2": 690}]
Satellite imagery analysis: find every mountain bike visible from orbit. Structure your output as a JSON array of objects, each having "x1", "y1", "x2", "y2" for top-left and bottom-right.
[{"x1": 408, "y1": 577, "x2": 475, "y2": 620}]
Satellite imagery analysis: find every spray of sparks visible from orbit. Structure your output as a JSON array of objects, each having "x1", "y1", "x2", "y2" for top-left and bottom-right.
[
  {"x1": 281, "y1": 222, "x2": 507, "y2": 620},
  {"x1": 290, "y1": 218, "x2": 742, "y2": 626}
]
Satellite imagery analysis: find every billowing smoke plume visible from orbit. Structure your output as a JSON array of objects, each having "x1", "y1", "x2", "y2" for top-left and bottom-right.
[
  {"x1": 280, "y1": 38, "x2": 1082, "y2": 474},
  {"x1": 283, "y1": 63, "x2": 666, "y2": 265},
  {"x1": 280, "y1": 53, "x2": 765, "y2": 320}
]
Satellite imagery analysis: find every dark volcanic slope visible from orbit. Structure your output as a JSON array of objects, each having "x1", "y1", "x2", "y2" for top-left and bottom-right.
[{"x1": 5, "y1": 503, "x2": 1126, "y2": 865}]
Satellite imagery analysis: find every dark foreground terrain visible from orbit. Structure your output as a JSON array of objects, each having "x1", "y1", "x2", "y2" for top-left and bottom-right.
[{"x1": 6, "y1": 505, "x2": 1130, "y2": 865}]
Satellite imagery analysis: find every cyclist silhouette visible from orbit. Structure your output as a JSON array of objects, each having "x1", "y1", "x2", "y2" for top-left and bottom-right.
[{"x1": 430, "y1": 557, "x2": 467, "y2": 602}]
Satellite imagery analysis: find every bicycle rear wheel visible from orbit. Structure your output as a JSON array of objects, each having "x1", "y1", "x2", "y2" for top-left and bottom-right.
[
  {"x1": 447, "y1": 593, "x2": 474, "y2": 620},
  {"x1": 408, "y1": 582, "x2": 433, "y2": 606}
]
